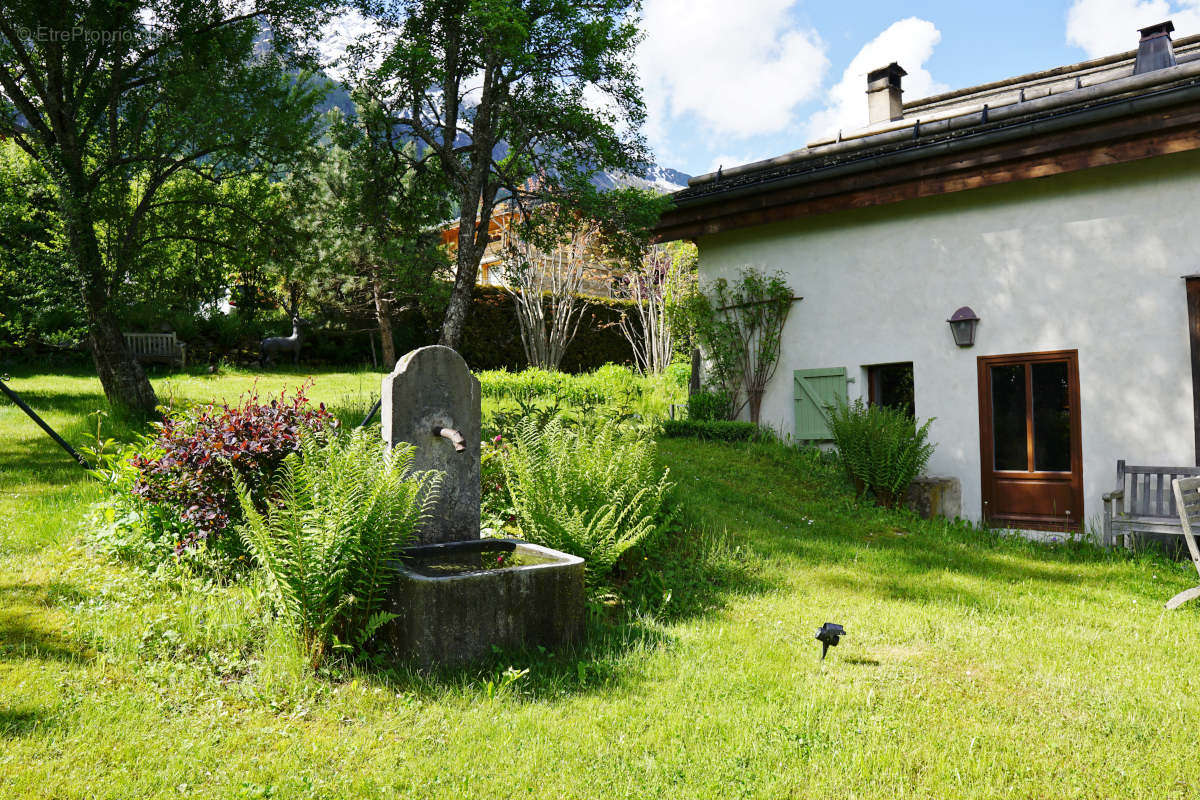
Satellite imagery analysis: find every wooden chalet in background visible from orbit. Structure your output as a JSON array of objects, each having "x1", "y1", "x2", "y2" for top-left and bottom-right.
[{"x1": 439, "y1": 202, "x2": 621, "y2": 299}]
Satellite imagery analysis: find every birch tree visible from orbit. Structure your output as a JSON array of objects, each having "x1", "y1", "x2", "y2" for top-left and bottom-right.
[
  {"x1": 615, "y1": 241, "x2": 696, "y2": 375},
  {"x1": 499, "y1": 213, "x2": 597, "y2": 370}
]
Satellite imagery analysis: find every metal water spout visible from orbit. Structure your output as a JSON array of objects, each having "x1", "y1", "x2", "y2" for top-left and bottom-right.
[{"x1": 433, "y1": 426, "x2": 466, "y2": 452}]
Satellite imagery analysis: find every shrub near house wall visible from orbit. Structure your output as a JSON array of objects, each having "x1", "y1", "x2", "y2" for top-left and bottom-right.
[
  {"x1": 828, "y1": 398, "x2": 935, "y2": 508},
  {"x1": 686, "y1": 390, "x2": 732, "y2": 422},
  {"x1": 660, "y1": 419, "x2": 771, "y2": 442}
]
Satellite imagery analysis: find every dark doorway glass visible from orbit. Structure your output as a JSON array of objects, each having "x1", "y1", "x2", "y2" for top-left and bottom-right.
[
  {"x1": 868, "y1": 362, "x2": 915, "y2": 417},
  {"x1": 991, "y1": 364, "x2": 1028, "y2": 471},
  {"x1": 1032, "y1": 362, "x2": 1071, "y2": 472}
]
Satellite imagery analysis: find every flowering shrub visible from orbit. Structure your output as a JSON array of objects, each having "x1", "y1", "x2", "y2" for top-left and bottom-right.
[{"x1": 130, "y1": 384, "x2": 338, "y2": 550}]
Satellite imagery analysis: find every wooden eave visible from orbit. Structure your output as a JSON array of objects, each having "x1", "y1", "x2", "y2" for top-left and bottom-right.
[{"x1": 654, "y1": 92, "x2": 1200, "y2": 242}]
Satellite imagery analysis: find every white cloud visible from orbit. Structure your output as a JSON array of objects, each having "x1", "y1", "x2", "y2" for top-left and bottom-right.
[
  {"x1": 1066, "y1": 0, "x2": 1200, "y2": 57},
  {"x1": 636, "y1": 0, "x2": 829, "y2": 146},
  {"x1": 805, "y1": 18, "x2": 947, "y2": 142},
  {"x1": 706, "y1": 153, "x2": 755, "y2": 174}
]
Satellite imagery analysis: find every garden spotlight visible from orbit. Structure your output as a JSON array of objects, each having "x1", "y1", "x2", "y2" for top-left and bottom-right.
[{"x1": 815, "y1": 622, "x2": 845, "y2": 660}]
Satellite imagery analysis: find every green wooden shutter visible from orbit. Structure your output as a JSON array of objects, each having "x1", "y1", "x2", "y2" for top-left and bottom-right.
[{"x1": 794, "y1": 367, "x2": 848, "y2": 441}]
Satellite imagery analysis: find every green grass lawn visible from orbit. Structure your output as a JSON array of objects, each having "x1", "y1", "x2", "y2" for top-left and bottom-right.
[{"x1": 4, "y1": 368, "x2": 1200, "y2": 798}]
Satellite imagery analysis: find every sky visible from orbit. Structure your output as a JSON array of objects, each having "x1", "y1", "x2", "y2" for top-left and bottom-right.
[
  {"x1": 317, "y1": 0, "x2": 1200, "y2": 180},
  {"x1": 635, "y1": 0, "x2": 1200, "y2": 178}
]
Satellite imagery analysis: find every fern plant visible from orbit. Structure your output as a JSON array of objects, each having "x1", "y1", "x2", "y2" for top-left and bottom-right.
[
  {"x1": 503, "y1": 417, "x2": 674, "y2": 585},
  {"x1": 232, "y1": 429, "x2": 439, "y2": 668},
  {"x1": 827, "y1": 399, "x2": 935, "y2": 508}
]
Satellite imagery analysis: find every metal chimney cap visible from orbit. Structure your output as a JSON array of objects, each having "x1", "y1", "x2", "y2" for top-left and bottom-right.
[
  {"x1": 1139, "y1": 20, "x2": 1175, "y2": 40},
  {"x1": 1135, "y1": 20, "x2": 1177, "y2": 74}
]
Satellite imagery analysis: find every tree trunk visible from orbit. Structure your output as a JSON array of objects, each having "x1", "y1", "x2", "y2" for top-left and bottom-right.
[
  {"x1": 372, "y1": 275, "x2": 397, "y2": 368},
  {"x1": 68, "y1": 198, "x2": 158, "y2": 415},
  {"x1": 747, "y1": 388, "x2": 763, "y2": 425},
  {"x1": 88, "y1": 310, "x2": 158, "y2": 416},
  {"x1": 47, "y1": 131, "x2": 159, "y2": 415},
  {"x1": 438, "y1": 239, "x2": 484, "y2": 349},
  {"x1": 437, "y1": 128, "x2": 497, "y2": 350}
]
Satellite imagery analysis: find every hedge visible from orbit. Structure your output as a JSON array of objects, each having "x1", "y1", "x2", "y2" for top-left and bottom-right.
[
  {"x1": 2, "y1": 286, "x2": 637, "y2": 374},
  {"x1": 458, "y1": 287, "x2": 634, "y2": 372},
  {"x1": 659, "y1": 419, "x2": 775, "y2": 442}
]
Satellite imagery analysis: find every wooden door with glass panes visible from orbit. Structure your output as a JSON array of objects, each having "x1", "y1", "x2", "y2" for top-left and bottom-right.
[{"x1": 977, "y1": 351, "x2": 1083, "y2": 531}]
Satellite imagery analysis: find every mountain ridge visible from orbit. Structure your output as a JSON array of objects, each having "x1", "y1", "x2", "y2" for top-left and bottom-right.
[{"x1": 315, "y1": 80, "x2": 691, "y2": 193}]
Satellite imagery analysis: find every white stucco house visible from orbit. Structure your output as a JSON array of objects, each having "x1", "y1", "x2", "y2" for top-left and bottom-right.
[{"x1": 656, "y1": 22, "x2": 1200, "y2": 537}]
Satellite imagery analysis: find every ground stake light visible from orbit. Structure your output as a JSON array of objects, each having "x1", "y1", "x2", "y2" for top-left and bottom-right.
[{"x1": 815, "y1": 622, "x2": 845, "y2": 660}]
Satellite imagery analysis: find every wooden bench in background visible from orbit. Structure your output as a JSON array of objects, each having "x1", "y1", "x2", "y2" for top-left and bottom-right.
[
  {"x1": 1103, "y1": 460, "x2": 1200, "y2": 548},
  {"x1": 123, "y1": 332, "x2": 187, "y2": 369}
]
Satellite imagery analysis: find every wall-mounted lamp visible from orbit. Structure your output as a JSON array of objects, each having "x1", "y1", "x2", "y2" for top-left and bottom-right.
[{"x1": 947, "y1": 306, "x2": 980, "y2": 347}]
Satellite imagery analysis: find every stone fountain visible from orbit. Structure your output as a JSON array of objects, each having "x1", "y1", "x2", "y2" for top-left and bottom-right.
[{"x1": 381, "y1": 346, "x2": 584, "y2": 667}]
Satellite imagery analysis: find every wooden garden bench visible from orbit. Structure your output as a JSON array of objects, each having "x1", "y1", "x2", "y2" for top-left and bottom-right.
[
  {"x1": 1102, "y1": 460, "x2": 1200, "y2": 548},
  {"x1": 123, "y1": 332, "x2": 187, "y2": 369},
  {"x1": 1167, "y1": 477, "x2": 1200, "y2": 609}
]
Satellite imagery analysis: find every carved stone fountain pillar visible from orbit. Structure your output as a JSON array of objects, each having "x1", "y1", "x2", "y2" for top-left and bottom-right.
[{"x1": 381, "y1": 345, "x2": 481, "y2": 544}]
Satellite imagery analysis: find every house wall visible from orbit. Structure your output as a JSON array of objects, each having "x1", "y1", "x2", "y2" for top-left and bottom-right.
[{"x1": 695, "y1": 149, "x2": 1200, "y2": 535}]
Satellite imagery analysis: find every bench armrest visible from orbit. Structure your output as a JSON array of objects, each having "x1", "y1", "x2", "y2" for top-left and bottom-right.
[
  {"x1": 1103, "y1": 488, "x2": 1125, "y2": 523},
  {"x1": 1102, "y1": 488, "x2": 1125, "y2": 548}
]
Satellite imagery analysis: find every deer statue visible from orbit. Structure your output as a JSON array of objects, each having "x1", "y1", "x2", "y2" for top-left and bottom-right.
[{"x1": 259, "y1": 316, "x2": 307, "y2": 366}]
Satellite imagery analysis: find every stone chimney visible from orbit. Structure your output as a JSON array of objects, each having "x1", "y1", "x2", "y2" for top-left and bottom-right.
[
  {"x1": 867, "y1": 63, "x2": 907, "y2": 124},
  {"x1": 1134, "y1": 21, "x2": 1177, "y2": 75}
]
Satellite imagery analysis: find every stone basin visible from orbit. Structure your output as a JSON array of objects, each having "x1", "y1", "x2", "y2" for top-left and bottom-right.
[{"x1": 387, "y1": 538, "x2": 584, "y2": 668}]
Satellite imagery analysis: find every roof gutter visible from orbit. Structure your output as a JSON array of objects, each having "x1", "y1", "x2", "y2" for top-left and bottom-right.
[{"x1": 672, "y1": 59, "x2": 1200, "y2": 213}]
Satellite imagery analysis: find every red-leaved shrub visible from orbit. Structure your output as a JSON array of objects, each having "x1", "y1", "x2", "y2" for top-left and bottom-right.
[{"x1": 130, "y1": 384, "x2": 338, "y2": 550}]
